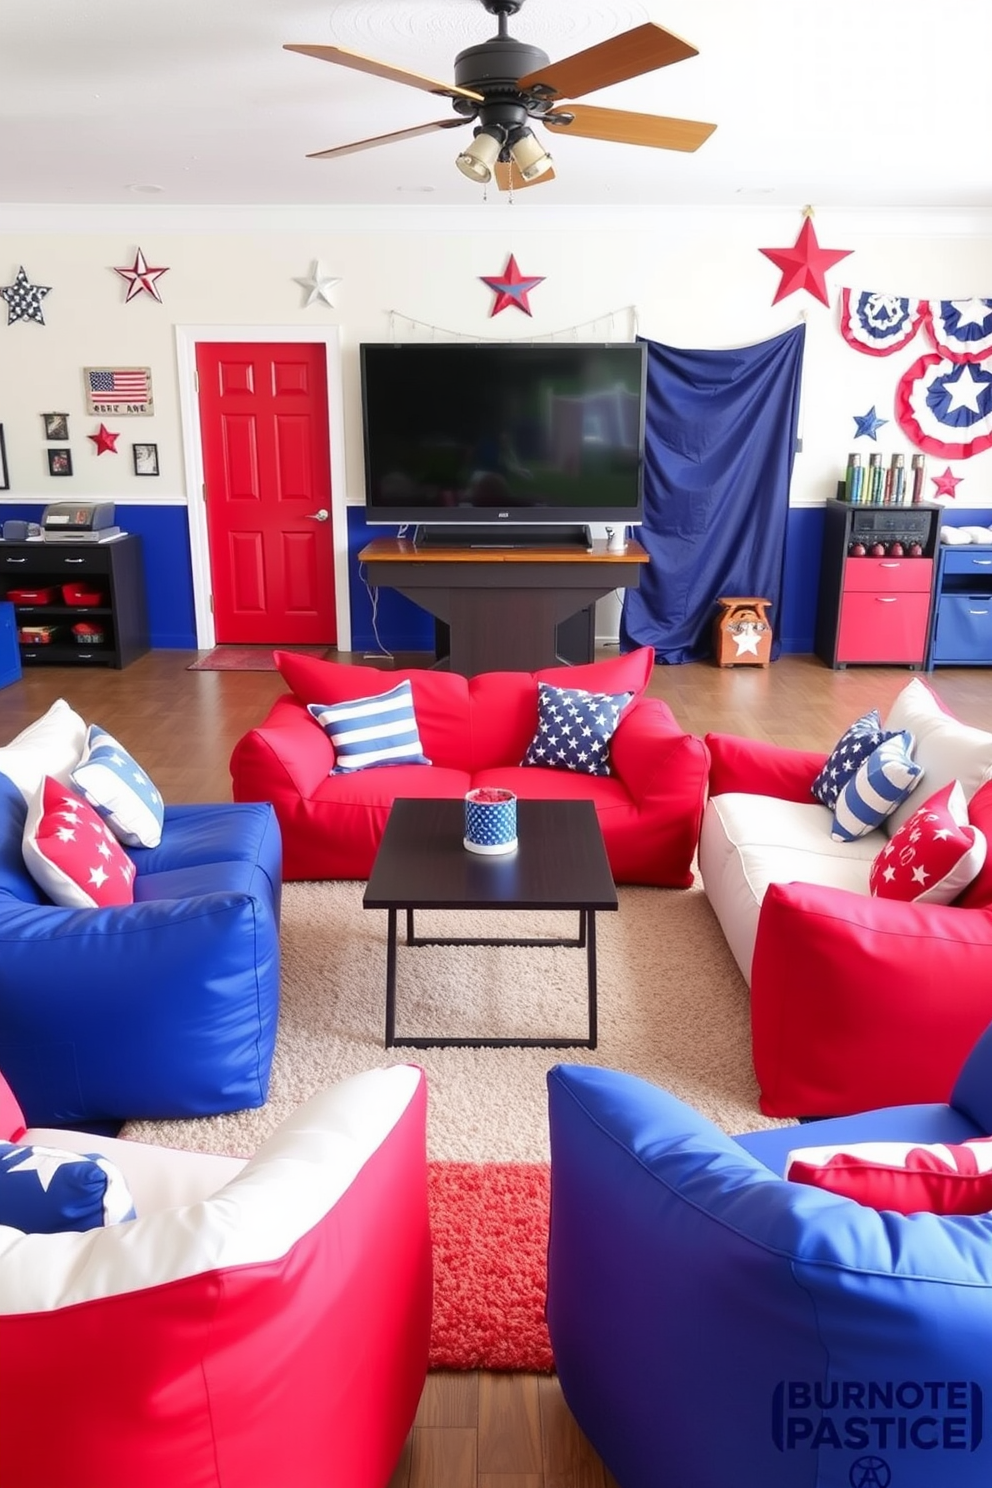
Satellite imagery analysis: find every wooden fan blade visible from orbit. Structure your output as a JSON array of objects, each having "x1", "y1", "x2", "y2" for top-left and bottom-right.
[
  {"x1": 284, "y1": 43, "x2": 484, "y2": 102},
  {"x1": 307, "y1": 119, "x2": 467, "y2": 160},
  {"x1": 545, "y1": 106, "x2": 715, "y2": 152},
  {"x1": 517, "y1": 23, "x2": 698, "y2": 101},
  {"x1": 494, "y1": 160, "x2": 556, "y2": 192}
]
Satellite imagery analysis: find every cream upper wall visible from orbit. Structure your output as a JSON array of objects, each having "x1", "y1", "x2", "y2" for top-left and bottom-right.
[{"x1": 2, "y1": 203, "x2": 992, "y2": 514}]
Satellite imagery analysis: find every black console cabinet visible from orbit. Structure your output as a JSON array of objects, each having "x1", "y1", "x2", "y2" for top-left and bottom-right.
[{"x1": 0, "y1": 535, "x2": 149, "y2": 669}]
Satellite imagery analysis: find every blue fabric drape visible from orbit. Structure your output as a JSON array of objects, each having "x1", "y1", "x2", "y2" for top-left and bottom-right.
[{"x1": 620, "y1": 324, "x2": 806, "y2": 663}]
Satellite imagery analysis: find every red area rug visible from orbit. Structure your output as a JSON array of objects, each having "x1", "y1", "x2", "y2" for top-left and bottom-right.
[
  {"x1": 187, "y1": 645, "x2": 331, "y2": 671},
  {"x1": 428, "y1": 1161, "x2": 553, "y2": 1372}
]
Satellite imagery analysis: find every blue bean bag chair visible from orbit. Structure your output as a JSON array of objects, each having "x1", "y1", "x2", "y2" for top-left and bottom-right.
[
  {"x1": 0, "y1": 769, "x2": 281, "y2": 1125},
  {"x1": 547, "y1": 1026, "x2": 992, "y2": 1488}
]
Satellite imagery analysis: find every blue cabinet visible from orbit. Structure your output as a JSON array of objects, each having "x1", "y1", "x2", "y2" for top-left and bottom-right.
[{"x1": 928, "y1": 546, "x2": 992, "y2": 666}]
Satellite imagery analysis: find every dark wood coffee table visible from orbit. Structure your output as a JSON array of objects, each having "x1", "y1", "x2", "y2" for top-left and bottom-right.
[{"x1": 363, "y1": 797, "x2": 618, "y2": 1049}]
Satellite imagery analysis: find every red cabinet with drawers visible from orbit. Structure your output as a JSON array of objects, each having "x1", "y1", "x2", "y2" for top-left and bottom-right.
[{"x1": 814, "y1": 495, "x2": 942, "y2": 669}]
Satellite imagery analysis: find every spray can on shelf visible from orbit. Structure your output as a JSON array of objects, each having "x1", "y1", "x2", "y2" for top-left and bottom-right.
[
  {"x1": 845, "y1": 452, "x2": 863, "y2": 503},
  {"x1": 868, "y1": 451, "x2": 884, "y2": 505},
  {"x1": 891, "y1": 452, "x2": 906, "y2": 505},
  {"x1": 911, "y1": 452, "x2": 926, "y2": 505}
]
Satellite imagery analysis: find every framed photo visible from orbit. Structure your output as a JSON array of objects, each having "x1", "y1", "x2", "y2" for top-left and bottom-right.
[
  {"x1": 0, "y1": 426, "x2": 8, "y2": 491},
  {"x1": 42, "y1": 412, "x2": 69, "y2": 441},
  {"x1": 47, "y1": 448, "x2": 73, "y2": 477},
  {"x1": 132, "y1": 442, "x2": 159, "y2": 477}
]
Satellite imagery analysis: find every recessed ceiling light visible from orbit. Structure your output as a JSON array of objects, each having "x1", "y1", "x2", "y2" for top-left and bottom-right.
[
  {"x1": 396, "y1": 185, "x2": 435, "y2": 194},
  {"x1": 735, "y1": 187, "x2": 774, "y2": 196},
  {"x1": 126, "y1": 183, "x2": 165, "y2": 195}
]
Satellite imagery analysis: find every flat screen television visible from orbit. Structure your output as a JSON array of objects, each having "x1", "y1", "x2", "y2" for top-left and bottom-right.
[{"x1": 360, "y1": 341, "x2": 647, "y2": 545}]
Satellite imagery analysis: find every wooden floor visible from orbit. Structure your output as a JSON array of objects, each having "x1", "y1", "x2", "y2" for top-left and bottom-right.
[{"x1": 1, "y1": 647, "x2": 988, "y2": 1487}]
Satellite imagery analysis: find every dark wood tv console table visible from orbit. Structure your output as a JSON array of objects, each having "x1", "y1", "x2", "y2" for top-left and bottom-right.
[{"x1": 358, "y1": 536, "x2": 649, "y2": 675}]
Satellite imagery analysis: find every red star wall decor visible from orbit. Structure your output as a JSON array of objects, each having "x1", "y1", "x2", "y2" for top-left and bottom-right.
[
  {"x1": 88, "y1": 423, "x2": 120, "y2": 455},
  {"x1": 931, "y1": 466, "x2": 963, "y2": 499},
  {"x1": 480, "y1": 253, "x2": 545, "y2": 317},
  {"x1": 759, "y1": 215, "x2": 852, "y2": 307},
  {"x1": 113, "y1": 247, "x2": 169, "y2": 303}
]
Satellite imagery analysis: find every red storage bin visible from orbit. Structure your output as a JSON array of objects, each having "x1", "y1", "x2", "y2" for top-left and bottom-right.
[
  {"x1": 18, "y1": 625, "x2": 59, "y2": 645},
  {"x1": 8, "y1": 587, "x2": 58, "y2": 605},
  {"x1": 62, "y1": 582, "x2": 105, "y2": 606},
  {"x1": 72, "y1": 622, "x2": 105, "y2": 645}
]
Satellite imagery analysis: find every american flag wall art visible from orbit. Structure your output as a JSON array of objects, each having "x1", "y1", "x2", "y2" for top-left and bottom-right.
[{"x1": 83, "y1": 367, "x2": 153, "y2": 415}]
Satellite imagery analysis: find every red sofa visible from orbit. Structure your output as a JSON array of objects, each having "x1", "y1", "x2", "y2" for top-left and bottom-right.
[{"x1": 230, "y1": 647, "x2": 709, "y2": 887}]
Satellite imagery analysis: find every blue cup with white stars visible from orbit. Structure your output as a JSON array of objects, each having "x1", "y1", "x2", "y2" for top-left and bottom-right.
[{"x1": 464, "y1": 787, "x2": 517, "y2": 856}]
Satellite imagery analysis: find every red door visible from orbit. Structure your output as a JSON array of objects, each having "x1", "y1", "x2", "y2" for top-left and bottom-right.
[{"x1": 196, "y1": 342, "x2": 336, "y2": 644}]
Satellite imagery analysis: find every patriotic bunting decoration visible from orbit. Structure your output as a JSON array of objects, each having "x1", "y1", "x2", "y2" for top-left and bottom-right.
[
  {"x1": 895, "y1": 353, "x2": 992, "y2": 460},
  {"x1": 840, "y1": 289, "x2": 926, "y2": 356},
  {"x1": 925, "y1": 299, "x2": 992, "y2": 362}
]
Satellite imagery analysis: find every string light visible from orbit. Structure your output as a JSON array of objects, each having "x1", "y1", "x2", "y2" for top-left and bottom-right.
[{"x1": 382, "y1": 306, "x2": 638, "y2": 343}]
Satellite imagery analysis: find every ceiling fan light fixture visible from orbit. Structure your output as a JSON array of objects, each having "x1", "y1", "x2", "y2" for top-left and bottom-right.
[
  {"x1": 455, "y1": 127, "x2": 503, "y2": 182},
  {"x1": 507, "y1": 127, "x2": 552, "y2": 182}
]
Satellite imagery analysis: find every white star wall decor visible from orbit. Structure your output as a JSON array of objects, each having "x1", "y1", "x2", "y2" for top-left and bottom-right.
[{"x1": 294, "y1": 261, "x2": 341, "y2": 308}]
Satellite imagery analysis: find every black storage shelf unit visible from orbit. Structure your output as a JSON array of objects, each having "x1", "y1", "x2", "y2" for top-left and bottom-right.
[
  {"x1": 0, "y1": 535, "x2": 149, "y2": 669},
  {"x1": 928, "y1": 545, "x2": 992, "y2": 667}
]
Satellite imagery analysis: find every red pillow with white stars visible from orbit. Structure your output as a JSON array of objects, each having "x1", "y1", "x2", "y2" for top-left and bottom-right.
[
  {"x1": 22, "y1": 777, "x2": 136, "y2": 909},
  {"x1": 869, "y1": 780, "x2": 987, "y2": 905}
]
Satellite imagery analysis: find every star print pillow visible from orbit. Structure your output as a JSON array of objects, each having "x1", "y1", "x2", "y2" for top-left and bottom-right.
[
  {"x1": 521, "y1": 682, "x2": 633, "y2": 777},
  {"x1": 71, "y1": 724, "x2": 164, "y2": 848},
  {"x1": 811, "y1": 709, "x2": 898, "y2": 810},
  {"x1": 869, "y1": 780, "x2": 987, "y2": 905},
  {"x1": 22, "y1": 777, "x2": 136, "y2": 909},
  {"x1": 0, "y1": 1141, "x2": 135, "y2": 1233}
]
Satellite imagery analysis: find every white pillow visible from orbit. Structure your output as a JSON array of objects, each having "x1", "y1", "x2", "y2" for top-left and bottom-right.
[
  {"x1": 0, "y1": 699, "x2": 86, "y2": 799},
  {"x1": 882, "y1": 679, "x2": 992, "y2": 836},
  {"x1": 71, "y1": 725, "x2": 164, "y2": 848}
]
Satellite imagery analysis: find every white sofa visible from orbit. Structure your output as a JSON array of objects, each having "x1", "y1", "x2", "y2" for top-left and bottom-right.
[{"x1": 698, "y1": 678, "x2": 992, "y2": 1117}]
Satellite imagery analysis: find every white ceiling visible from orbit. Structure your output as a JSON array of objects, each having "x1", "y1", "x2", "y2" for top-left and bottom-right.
[{"x1": 3, "y1": 0, "x2": 990, "y2": 213}]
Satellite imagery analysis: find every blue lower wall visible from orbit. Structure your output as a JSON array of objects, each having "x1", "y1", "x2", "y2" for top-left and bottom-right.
[
  {"x1": 346, "y1": 505, "x2": 832, "y2": 657},
  {"x1": 347, "y1": 508, "x2": 434, "y2": 655},
  {"x1": 6, "y1": 501, "x2": 986, "y2": 658},
  {"x1": 0, "y1": 503, "x2": 197, "y2": 650}
]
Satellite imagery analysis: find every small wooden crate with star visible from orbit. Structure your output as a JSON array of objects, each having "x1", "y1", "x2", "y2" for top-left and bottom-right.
[{"x1": 713, "y1": 596, "x2": 773, "y2": 667}]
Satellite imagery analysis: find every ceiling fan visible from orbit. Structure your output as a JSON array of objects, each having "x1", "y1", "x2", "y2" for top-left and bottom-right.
[{"x1": 285, "y1": 0, "x2": 716, "y2": 191}]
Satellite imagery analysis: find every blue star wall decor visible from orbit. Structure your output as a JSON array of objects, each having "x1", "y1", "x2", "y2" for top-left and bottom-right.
[
  {"x1": 1, "y1": 266, "x2": 51, "y2": 325},
  {"x1": 853, "y1": 405, "x2": 888, "y2": 440}
]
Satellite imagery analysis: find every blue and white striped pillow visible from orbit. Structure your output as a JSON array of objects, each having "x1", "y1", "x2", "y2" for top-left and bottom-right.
[
  {"x1": 831, "y1": 730, "x2": 923, "y2": 842},
  {"x1": 308, "y1": 680, "x2": 431, "y2": 774}
]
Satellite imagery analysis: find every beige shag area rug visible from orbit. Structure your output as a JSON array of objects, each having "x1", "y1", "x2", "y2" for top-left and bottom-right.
[{"x1": 123, "y1": 880, "x2": 794, "y2": 1162}]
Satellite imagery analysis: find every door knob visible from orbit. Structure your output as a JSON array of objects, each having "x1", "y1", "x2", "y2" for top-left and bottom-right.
[{"x1": 305, "y1": 509, "x2": 329, "y2": 522}]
